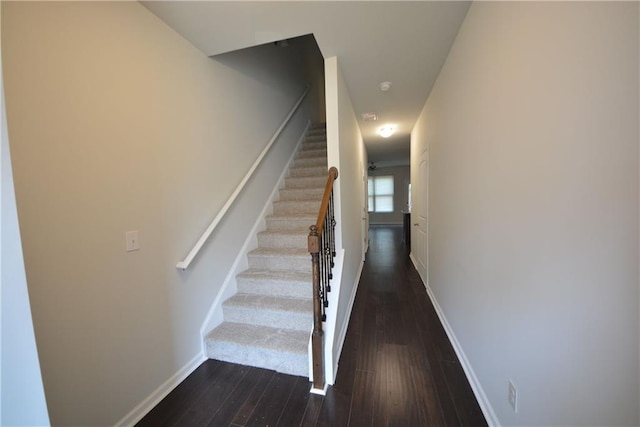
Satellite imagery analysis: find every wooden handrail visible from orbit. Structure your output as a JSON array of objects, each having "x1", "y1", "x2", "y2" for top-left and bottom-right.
[
  {"x1": 308, "y1": 166, "x2": 338, "y2": 392},
  {"x1": 176, "y1": 86, "x2": 309, "y2": 270},
  {"x1": 315, "y1": 167, "x2": 339, "y2": 231}
]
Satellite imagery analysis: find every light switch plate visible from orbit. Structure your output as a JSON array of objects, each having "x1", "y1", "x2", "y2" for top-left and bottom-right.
[
  {"x1": 125, "y1": 230, "x2": 139, "y2": 252},
  {"x1": 508, "y1": 380, "x2": 518, "y2": 413}
]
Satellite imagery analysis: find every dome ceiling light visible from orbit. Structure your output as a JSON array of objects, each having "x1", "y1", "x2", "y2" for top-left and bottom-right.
[
  {"x1": 377, "y1": 124, "x2": 397, "y2": 138},
  {"x1": 379, "y1": 81, "x2": 392, "y2": 92}
]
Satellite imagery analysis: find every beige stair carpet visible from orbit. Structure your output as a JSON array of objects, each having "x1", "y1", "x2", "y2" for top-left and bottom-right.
[{"x1": 204, "y1": 124, "x2": 327, "y2": 377}]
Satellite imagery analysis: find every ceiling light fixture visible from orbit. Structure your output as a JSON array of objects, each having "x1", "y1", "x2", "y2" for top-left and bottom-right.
[
  {"x1": 379, "y1": 81, "x2": 392, "y2": 92},
  {"x1": 377, "y1": 124, "x2": 397, "y2": 138}
]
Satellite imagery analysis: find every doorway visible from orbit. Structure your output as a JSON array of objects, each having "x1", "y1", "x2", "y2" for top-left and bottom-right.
[{"x1": 413, "y1": 148, "x2": 429, "y2": 282}]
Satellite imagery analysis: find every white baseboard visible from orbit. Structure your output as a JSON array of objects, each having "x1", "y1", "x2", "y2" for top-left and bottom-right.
[
  {"x1": 408, "y1": 255, "x2": 500, "y2": 427},
  {"x1": 115, "y1": 353, "x2": 206, "y2": 427}
]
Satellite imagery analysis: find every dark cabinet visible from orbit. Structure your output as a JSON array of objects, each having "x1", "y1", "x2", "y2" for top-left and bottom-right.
[{"x1": 402, "y1": 212, "x2": 411, "y2": 249}]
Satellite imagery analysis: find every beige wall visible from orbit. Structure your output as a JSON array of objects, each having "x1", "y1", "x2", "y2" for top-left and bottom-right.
[
  {"x1": 303, "y1": 35, "x2": 326, "y2": 126},
  {"x1": 2, "y1": 2, "x2": 312, "y2": 424},
  {"x1": 412, "y1": 2, "x2": 639, "y2": 425},
  {"x1": 368, "y1": 165, "x2": 410, "y2": 225}
]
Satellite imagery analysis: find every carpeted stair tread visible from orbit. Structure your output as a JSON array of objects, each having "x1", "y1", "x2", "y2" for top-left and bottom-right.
[
  {"x1": 237, "y1": 268, "x2": 312, "y2": 284},
  {"x1": 249, "y1": 247, "x2": 309, "y2": 256},
  {"x1": 288, "y1": 166, "x2": 328, "y2": 177},
  {"x1": 292, "y1": 157, "x2": 328, "y2": 168},
  {"x1": 299, "y1": 141, "x2": 327, "y2": 151},
  {"x1": 224, "y1": 293, "x2": 311, "y2": 312},
  {"x1": 247, "y1": 247, "x2": 311, "y2": 272},
  {"x1": 236, "y1": 268, "x2": 312, "y2": 299},
  {"x1": 279, "y1": 187, "x2": 325, "y2": 200},
  {"x1": 266, "y1": 213, "x2": 317, "y2": 220},
  {"x1": 205, "y1": 323, "x2": 308, "y2": 376},
  {"x1": 206, "y1": 323, "x2": 308, "y2": 354},
  {"x1": 284, "y1": 175, "x2": 327, "y2": 189},
  {"x1": 223, "y1": 294, "x2": 311, "y2": 331},
  {"x1": 305, "y1": 132, "x2": 326, "y2": 138},
  {"x1": 257, "y1": 229, "x2": 309, "y2": 237},
  {"x1": 273, "y1": 199, "x2": 321, "y2": 215},
  {"x1": 257, "y1": 230, "x2": 307, "y2": 250},
  {"x1": 265, "y1": 214, "x2": 317, "y2": 232},
  {"x1": 296, "y1": 149, "x2": 327, "y2": 159}
]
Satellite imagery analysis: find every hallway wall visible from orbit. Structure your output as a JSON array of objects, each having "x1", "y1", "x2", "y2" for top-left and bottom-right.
[
  {"x1": 412, "y1": 2, "x2": 639, "y2": 425},
  {"x1": 325, "y1": 57, "x2": 367, "y2": 382},
  {"x1": 2, "y1": 2, "x2": 311, "y2": 424}
]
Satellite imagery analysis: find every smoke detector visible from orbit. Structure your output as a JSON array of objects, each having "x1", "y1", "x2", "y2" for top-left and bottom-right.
[
  {"x1": 379, "y1": 81, "x2": 392, "y2": 92},
  {"x1": 361, "y1": 112, "x2": 378, "y2": 122}
]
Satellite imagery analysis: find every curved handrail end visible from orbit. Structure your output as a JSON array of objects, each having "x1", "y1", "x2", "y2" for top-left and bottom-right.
[{"x1": 329, "y1": 166, "x2": 338, "y2": 180}]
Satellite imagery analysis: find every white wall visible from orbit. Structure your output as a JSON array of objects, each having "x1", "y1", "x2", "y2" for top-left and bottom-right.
[
  {"x1": 0, "y1": 5, "x2": 50, "y2": 421},
  {"x1": 324, "y1": 57, "x2": 367, "y2": 382},
  {"x1": 368, "y1": 165, "x2": 410, "y2": 225},
  {"x1": 411, "y1": 2, "x2": 639, "y2": 425},
  {"x1": 2, "y1": 2, "x2": 311, "y2": 424}
]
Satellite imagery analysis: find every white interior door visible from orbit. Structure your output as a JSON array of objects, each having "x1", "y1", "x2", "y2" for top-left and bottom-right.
[
  {"x1": 361, "y1": 162, "x2": 369, "y2": 259},
  {"x1": 414, "y1": 148, "x2": 429, "y2": 280}
]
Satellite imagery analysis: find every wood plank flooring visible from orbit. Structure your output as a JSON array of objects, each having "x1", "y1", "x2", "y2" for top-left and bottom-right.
[{"x1": 136, "y1": 226, "x2": 487, "y2": 426}]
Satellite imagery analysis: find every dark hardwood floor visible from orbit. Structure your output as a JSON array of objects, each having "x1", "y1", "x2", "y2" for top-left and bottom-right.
[{"x1": 136, "y1": 226, "x2": 486, "y2": 426}]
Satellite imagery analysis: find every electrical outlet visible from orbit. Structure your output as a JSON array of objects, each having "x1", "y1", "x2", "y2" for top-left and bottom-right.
[
  {"x1": 125, "y1": 230, "x2": 140, "y2": 252},
  {"x1": 508, "y1": 380, "x2": 518, "y2": 413}
]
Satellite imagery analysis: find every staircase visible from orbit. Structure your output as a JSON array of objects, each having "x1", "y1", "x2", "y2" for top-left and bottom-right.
[{"x1": 204, "y1": 124, "x2": 328, "y2": 377}]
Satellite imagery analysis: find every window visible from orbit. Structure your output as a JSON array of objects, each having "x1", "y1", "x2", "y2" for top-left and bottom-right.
[{"x1": 368, "y1": 175, "x2": 394, "y2": 213}]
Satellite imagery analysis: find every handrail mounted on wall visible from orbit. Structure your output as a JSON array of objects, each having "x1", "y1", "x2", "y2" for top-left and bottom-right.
[{"x1": 176, "y1": 86, "x2": 310, "y2": 270}]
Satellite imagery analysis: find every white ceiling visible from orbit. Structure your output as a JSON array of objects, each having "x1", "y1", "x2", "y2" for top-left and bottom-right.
[{"x1": 142, "y1": 1, "x2": 471, "y2": 164}]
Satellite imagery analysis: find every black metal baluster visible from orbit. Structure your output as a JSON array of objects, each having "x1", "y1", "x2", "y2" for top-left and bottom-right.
[
  {"x1": 319, "y1": 234, "x2": 324, "y2": 322},
  {"x1": 324, "y1": 215, "x2": 331, "y2": 295},
  {"x1": 322, "y1": 216, "x2": 327, "y2": 298},
  {"x1": 330, "y1": 192, "x2": 336, "y2": 260}
]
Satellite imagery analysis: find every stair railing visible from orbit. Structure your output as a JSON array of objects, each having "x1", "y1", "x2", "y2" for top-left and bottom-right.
[
  {"x1": 176, "y1": 86, "x2": 309, "y2": 270},
  {"x1": 308, "y1": 166, "x2": 338, "y2": 391}
]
